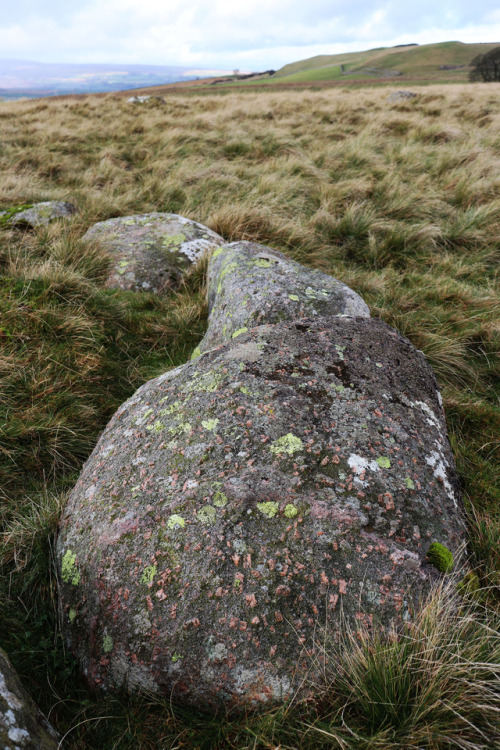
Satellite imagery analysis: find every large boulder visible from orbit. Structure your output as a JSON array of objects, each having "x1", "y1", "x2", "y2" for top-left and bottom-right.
[
  {"x1": 57, "y1": 313, "x2": 464, "y2": 710},
  {"x1": 0, "y1": 201, "x2": 77, "y2": 228},
  {"x1": 194, "y1": 241, "x2": 370, "y2": 356},
  {"x1": 83, "y1": 213, "x2": 224, "y2": 294},
  {"x1": 0, "y1": 647, "x2": 58, "y2": 749}
]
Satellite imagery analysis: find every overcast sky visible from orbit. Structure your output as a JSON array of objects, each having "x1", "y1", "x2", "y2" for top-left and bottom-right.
[{"x1": 1, "y1": 1, "x2": 499, "y2": 71}]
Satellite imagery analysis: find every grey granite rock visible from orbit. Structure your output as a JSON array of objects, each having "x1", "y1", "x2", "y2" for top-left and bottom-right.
[
  {"x1": 387, "y1": 90, "x2": 417, "y2": 102},
  {"x1": 83, "y1": 213, "x2": 224, "y2": 294},
  {"x1": 194, "y1": 241, "x2": 370, "y2": 356},
  {"x1": 57, "y1": 315, "x2": 464, "y2": 711},
  {"x1": 0, "y1": 647, "x2": 58, "y2": 749},
  {"x1": 0, "y1": 201, "x2": 77, "y2": 227}
]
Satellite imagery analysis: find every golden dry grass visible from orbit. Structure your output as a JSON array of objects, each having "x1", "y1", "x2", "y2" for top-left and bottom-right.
[{"x1": 0, "y1": 82, "x2": 499, "y2": 749}]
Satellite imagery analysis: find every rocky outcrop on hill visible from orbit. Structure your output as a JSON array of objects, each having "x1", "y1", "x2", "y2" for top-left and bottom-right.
[
  {"x1": 0, "y1": 201, "x2": 77, "y2": 227},
  {"x1": 57, "y1": 233, "x2": 464, "y2": 711},
  {"x1": 84, "y1": 213, "x2": 224, "y2": 294},
  {"x1": 0, "y1": 647, "x2": 58, "y2": 749}
]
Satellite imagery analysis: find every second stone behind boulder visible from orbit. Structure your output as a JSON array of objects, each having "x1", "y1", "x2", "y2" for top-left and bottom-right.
[{"x1": 84, "y1": 213, "x2": 224, "y2": 294}]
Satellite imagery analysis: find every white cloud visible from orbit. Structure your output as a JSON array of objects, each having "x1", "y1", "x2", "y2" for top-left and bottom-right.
[{"x1": 0, "y1": 1, "x2": 499, "y2": 69}]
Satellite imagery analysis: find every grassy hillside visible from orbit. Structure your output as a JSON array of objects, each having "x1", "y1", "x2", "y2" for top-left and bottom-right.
[
  {"x1": 0, "y1": 83, "x2": 499, "y2": 748},
  {"x1": 264, "y1": 41, "x2": 500, "y2": 85}
]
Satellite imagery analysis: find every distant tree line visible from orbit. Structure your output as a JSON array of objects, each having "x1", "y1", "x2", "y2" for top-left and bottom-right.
[{"x1": 470, "y1": 46, "x2": 500, "y2": 82}]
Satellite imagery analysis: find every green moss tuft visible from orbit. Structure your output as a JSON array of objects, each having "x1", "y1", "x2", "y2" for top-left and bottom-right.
[{"x1": 427, "y1": 542, "x2": 454, "y2": 573}]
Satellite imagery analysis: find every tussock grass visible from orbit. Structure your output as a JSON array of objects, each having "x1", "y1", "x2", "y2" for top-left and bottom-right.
[{"x1": 0, "y1": 83, "x2": 499, "y2": 747}]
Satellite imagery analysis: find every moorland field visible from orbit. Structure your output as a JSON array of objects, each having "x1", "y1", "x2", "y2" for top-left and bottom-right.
[{"x1": 0, "y1": 82, "x2": 499, "y2": 748}]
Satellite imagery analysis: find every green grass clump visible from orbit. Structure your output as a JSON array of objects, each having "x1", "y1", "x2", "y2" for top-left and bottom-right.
[{"x1": 0, "y1": 83, "x2": 499, "y2": 747}]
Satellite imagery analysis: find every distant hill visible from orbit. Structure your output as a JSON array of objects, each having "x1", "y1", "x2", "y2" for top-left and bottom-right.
[
  {"x1": 268, "y1": 41, "x2": 500, "y2": 85},
  {"x1": 0, "y1": 59, "x2": 235, "y2": 99}
]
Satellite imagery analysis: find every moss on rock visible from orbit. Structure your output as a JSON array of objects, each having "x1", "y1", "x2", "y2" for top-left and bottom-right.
[{"x1": 427, "y1": 542, "x2": 454, "y2": 573}]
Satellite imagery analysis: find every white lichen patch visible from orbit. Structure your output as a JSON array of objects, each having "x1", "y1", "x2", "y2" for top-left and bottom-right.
[
  {"x1": 178, "y1": 238, "x2": 214, "y2": 263},
  {"x1": 426, "y1": 451, "x2": 457, "y2": 507},
  {"x1": 348, "y1": 454, "x2": 380, "y2": 475}
]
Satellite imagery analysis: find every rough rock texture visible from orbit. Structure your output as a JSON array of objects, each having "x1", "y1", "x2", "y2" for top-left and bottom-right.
[
  {"x1": 387, "y1": 90, "x2": 417, "y2": 102},
  {"x1": 0, "y1": 647, "x2": 58, "y2": 749},
  {"x1": 195, "y1": 241, "x2": 370, "y2": 356},
  {"x1": 58, "y1": 314, "x2": 464, "y2": 711},
  {"x1": 84, "y1": 213, "x2": 224, "y2": 294},
  {"x1": 0, "y1": 201, "x2": 77, "y2": 227}
]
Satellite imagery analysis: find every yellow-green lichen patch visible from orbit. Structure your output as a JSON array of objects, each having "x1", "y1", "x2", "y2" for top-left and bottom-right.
[
  {"x1": 284, "y1": 504, "x2": 298, "y2": 518},
  {"x1": 146, "y1": 420, "x2": 165, "y2": 433},
  {"x1": 167, "y1": 514, "x2": 186, "y2": 530},
  {"x1": 61, "y1": 549, "x2": 80, "y2": 586},
  {"x1": 376, "y1": 456, "x2": 391, "y2": 468},
  {"x1": 255, "y1": 258, "x2": 273, "y2": 268},
  {"x1": 190, "y1": 346, "x2": 201, "y2": 360},
  {"x1": 213, "y1": 491, "x2": 228, "y2": 507},
  {"x1": 202, "y1": 418, "x2": 219, "y2": 431},
  {"x1": 117, "y1": 260, "x2": 131, "y2": 274},
  {"x1": 216, "y1": 261, "x2": 238, "y2": 292},
  {"x1": 187, "y1": 370, "x2": 223, "y2": 393},
  {"x1": 305, "y1": 287, "x2": 329, "y2": 299},
  {"x1": 103, "y1": 634, "x2": 113, "y2": 653},
  {"x1": 198, "y1": 505, "x2": 217, "y2": 525},
  {"x1": 404, "y1": 477, "x2": 415, "y2": 489},
  {"x1": 212, "y1": 246, "x2": 225, "y2": 260},
  {"x1": 162, "y1": 232, "x2": 186, "y2": 248},
  {"x1": 232, "y1": 327, "x2": 248, "y2": 339},
  {"x1": 141, "y1": 565, "x2": 157, "y2": 585},
  {"x1": 427, "y1": 542, "x2": 454, "y2": 573},
  {"x1": 257, "y1": 501, "x2": 279, "y2": 518},
  {"x1": 270, "y1": 433, "x2": 304, "y2": 456},
  {"x1": 288, "y1": 294, "x2": 300, "y2": 301},
  {"x1": 69, "y1": 608, "x2": 77, "y2": 623}
]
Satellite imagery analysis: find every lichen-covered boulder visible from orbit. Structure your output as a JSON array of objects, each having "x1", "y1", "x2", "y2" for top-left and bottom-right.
[
  {"x1": 0, "y1": 647, "x2": 58, "y2": 749},
  {"x1": 57, "y1": 316, "x2": 464, "y2": 710},
  {"x1": 195, "y1": 241, "x2": 369, "y2": 356},
  {"x1": 83, "y1": 213, "x2": 224, "y2": 294},
  {"x1": 0, "y1": 201, "x2": 77, "y2": 228}
]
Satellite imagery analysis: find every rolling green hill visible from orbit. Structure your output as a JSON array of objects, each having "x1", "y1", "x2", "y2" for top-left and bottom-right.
[{"x1": 255, "y1": 41, "x2": 500, "y2": 86}]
